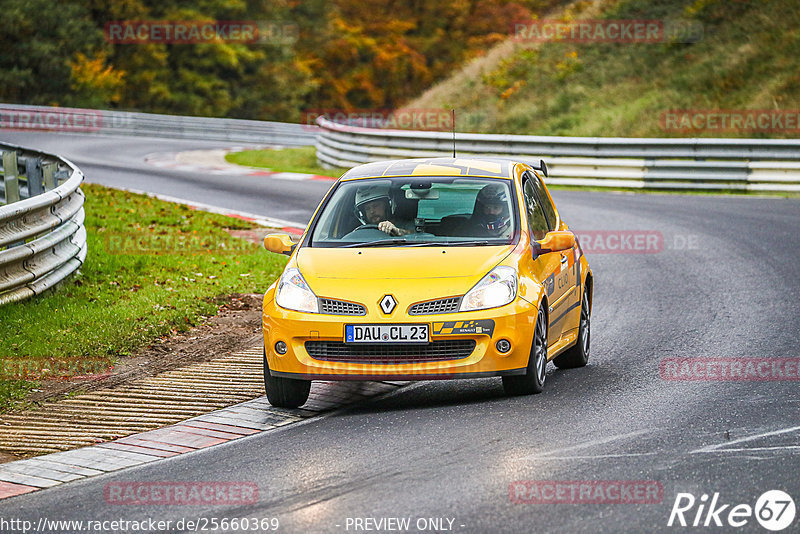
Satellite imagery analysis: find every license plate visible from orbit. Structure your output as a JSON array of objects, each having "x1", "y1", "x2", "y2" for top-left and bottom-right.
[{"x1": 345, "y1": 324, "x2": 429, "y2": 344}]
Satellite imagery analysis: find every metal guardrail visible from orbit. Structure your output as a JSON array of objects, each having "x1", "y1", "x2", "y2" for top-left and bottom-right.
[
  {"x1": 315, "y1": 117, "x2": 800, "y2": 191},
  {"x1": 0, "y1": 143, "x2": 86, "y2": 305},
  {"x1": 0, "y1": 103, "x2": 317, "y2": 146}
]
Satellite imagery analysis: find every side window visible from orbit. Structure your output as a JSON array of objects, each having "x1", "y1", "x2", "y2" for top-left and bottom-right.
[
  {"x1": 528, "y1": 172, "x2": 557, "y2": 231},
  {"x1": 522, "y1": 179, "x2": 549, "y2": 241}
]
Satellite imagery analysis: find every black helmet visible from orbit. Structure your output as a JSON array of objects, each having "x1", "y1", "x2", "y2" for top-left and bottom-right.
[{"x1": 474, "y1": 183, "x2": 510, "y2": 236}]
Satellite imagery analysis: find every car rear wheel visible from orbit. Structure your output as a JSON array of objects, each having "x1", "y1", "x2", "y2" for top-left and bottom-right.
[
  {"x1": 503, "y1": 305, "x2": 547, "y2": 396},
  {"x1": 553, "y1": 286, "x2": 590, "y2": 369},
  {"x1": 263, "y1": 349, "x2": 311, "y2": 408}
]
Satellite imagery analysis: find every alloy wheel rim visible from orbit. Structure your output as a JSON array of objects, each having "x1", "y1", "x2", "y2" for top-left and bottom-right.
[
  {"x1": 535, "y1": 310, "x2": 547, "y2": 383},
  {"x1": 580, "y1": 296, "x2": 590, "y2": 355}
]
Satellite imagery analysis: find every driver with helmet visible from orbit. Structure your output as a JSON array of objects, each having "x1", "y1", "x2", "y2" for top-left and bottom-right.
[
  {"x1": 468, "y1": 183, "x2": 512, "y2": 238},
  {"x1": 355, "y1": 183, "x2": 413, "y2": 236}
]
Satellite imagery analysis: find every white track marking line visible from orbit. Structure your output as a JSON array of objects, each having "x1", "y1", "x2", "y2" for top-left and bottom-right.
[
  {"x1": 691, "y1": 425, "x2": 800, "y2": 453},
  {"x1": 524, "y1": 452, "x2": 659, "y2": 461},
  {"x1": 693, "y1": 445, "x2": 800, "y2": 454},
  {"x1": 518, "y1": 429, "x2": 653, "y2": 461}
]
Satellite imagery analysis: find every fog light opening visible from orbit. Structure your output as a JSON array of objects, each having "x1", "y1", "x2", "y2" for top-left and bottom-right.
[
  {"x1": 274, "y1": 341, "x2": 288, "y2": 355},
  {"x1": 496, "y1": 339, "x2": 512, "y2": 353}
]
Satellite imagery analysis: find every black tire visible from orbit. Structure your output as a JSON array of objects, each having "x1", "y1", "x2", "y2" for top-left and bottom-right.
[
  {"x1": 553, "y1": 286, "x2": 590, "y2": 369},
  {"x1": 503, "y1": 305, "x2": 547, "y2": 396},
  {"x1": 263, "y1": 349, "x2": 311, "y2": 408}
]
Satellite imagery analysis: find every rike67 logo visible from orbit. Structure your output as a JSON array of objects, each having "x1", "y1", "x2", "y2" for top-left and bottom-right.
[{"x1": 668, "y1": 490, "x2": 796, "y2": 531}]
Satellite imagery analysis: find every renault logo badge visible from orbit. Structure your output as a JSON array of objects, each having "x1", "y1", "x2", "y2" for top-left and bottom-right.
[{"x1": 379, "y1": 295, "x2": 397, "y2": 314}]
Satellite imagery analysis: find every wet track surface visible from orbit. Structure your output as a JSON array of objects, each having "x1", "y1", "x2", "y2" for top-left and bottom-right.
[{"x1": 1, "y1": 132, "x2": 799, "y2": 533}]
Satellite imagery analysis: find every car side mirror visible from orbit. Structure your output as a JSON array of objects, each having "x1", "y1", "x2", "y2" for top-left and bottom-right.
[
  {"x1": 535, "y1": 231, "x2": 575, "y2": 254},
  {"x1": 264, "y1": 234, "x2": 296, "y2": 256}
]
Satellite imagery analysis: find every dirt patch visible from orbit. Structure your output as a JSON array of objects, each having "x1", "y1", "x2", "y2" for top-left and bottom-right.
[{"x1": 15, "y1": 293, "x2": 264, "y2": 411}]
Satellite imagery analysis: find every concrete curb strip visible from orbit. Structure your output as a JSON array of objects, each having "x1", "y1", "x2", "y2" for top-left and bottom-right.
[{"x1": 0, "y1": 345, "x2": 406, "y2": 501}]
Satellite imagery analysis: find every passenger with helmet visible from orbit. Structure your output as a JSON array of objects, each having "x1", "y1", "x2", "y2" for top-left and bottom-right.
[
  {"x1": 354, "y1": 183, "x2": 413, "y2": 236},
  {"x1": 468, "y1": 183, "x2": 512, "y2": 238}
]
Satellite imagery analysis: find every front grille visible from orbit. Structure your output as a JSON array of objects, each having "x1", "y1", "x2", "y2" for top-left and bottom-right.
[
  {"x1": 408, "y1": 297, "x2": 461, "y2": 315},
  {"x1": 319, "y1": 298, "x2": 367, "y2": 316},
  {"x1": 305, "y1": 340, "x2": 476, "y2": 363}
]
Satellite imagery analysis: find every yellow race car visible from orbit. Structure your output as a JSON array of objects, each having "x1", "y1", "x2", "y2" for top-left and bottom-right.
[{"x1": 262, "y1": 158, "x2": 593, "y2": 407}]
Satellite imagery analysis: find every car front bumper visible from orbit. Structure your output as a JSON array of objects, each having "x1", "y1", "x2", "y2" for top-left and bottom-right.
[{"x1": 262, "y1": 297, "x2": 538, "y2": 380}]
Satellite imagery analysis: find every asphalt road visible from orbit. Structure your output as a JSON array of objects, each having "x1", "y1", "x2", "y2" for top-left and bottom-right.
[
  {"x1": 1, "y1": 131, "x2": 799, "y2": 533},
  {"x1": 0, "y1": 131, "x2": 333, "y2": 225}
]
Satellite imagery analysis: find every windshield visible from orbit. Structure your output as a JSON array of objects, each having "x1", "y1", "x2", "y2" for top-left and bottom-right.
[{"x1": 309, "y1": 177, "x2": 518, "y2": 248}]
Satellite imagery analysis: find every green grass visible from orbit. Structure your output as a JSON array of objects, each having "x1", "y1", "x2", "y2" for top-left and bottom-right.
[
  {"x1": 225, "y1": 146, "x2": 346, "y2": 178},
  {"x1": 0, "y1": 184, "x2": 287, "y2": 412},
  {"x1": 404, "y1": 0, "x2": 800, "y2": 138},
  {"x1": 0, "y1": 380, "x2": 30, "y2": 409}
]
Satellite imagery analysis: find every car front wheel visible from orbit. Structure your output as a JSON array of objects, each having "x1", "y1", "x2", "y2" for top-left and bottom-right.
[
  {"x1": 503, "y1": 304, "x2": 547, "y2": 396},
  {"x1": 263, "y1": 349, "x2": 311, "y2": 408}
]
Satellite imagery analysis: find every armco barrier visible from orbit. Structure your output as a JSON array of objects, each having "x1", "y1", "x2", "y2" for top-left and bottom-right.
[
  {"x1": 0, "y1": 103, "x2": 317, "y2": 146},
  {"x1": 0, "y1": 143, "x2": 87, "y2": 305},
  {"x1": 315, "y1": 117, "x2": 800, "y2": 192}
]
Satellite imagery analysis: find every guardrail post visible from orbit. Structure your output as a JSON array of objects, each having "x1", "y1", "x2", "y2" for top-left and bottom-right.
[
  {"x1": 2, "y1": 150, "x2": 21, "y2": 204},
  {"x1": 43, "y1": 162, "x2": 57, "y2": 191},
  {"x1": 26, "y1": 157, "x2": 44, "y2": 197}
]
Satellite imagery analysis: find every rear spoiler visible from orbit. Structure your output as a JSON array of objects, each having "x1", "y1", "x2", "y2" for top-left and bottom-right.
[{"x1": 531, "y1": 159, "x2": 548, "y2": 178}]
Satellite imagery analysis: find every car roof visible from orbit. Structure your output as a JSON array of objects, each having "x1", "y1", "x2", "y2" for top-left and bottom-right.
[{"x1": 340, "y1": 157, "x2": 526, "y2": 181}]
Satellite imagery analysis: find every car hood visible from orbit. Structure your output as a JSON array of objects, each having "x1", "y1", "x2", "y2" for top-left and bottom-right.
[
  {"x1": 296, "y1": 246, "x2": 514, "y2": 281},
  {"x1": 293, "y1": 246, "x2": 515, "y2": 308}
]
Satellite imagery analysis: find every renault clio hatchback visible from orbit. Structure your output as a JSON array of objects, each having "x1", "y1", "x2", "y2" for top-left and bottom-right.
[{"x1": 262, "y1": 158, "x2": 593, "y2": 408}]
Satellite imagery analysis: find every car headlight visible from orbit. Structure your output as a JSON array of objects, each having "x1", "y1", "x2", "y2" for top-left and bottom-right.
[
  {"x1": 275, "y1": 268, "x2": 319, "y2": 313},
  {"x1": 459, "y1": 266, "x2": 518, "y2": 312}
]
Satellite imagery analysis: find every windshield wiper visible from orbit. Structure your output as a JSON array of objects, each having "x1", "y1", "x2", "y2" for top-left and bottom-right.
[
  {"x1": 409, "y1": 240, "x2": 493, "y2": 247},
  {"x1": 342, "y1": 238, "x2": 410, "y2": 248},
  {"x1": 342, "y1": 239, "x2": 499, "y2": 248}
]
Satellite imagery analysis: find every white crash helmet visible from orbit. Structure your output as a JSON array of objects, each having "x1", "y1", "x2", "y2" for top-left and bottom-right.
[{"x1": 355, "y1": 182, "x2": 394, "y2": 224}]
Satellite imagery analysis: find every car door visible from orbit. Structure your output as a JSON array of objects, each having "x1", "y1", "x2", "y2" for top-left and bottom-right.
[
  {"x1": 527, "y1": 172, "x2": 580, "y2": 338},
  {"x1": 521, "y1": 174, "x2": 567, "y2": 345}
]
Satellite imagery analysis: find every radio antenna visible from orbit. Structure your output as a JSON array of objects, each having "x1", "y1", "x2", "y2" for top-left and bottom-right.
[{"x1": 452, "y1": 109, "x2": 456, "y2": 158}]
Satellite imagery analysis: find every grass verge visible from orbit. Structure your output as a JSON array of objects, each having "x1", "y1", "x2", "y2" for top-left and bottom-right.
[
  {"x1": 0, "y1": 183, "x2": 287, "y2": 412},
  {"x1": 406, "y1": 0, "x2": 800, "y2": 138},
  {"x1": 225, "y1": 146, "x2": 346, "y2": 178}
]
